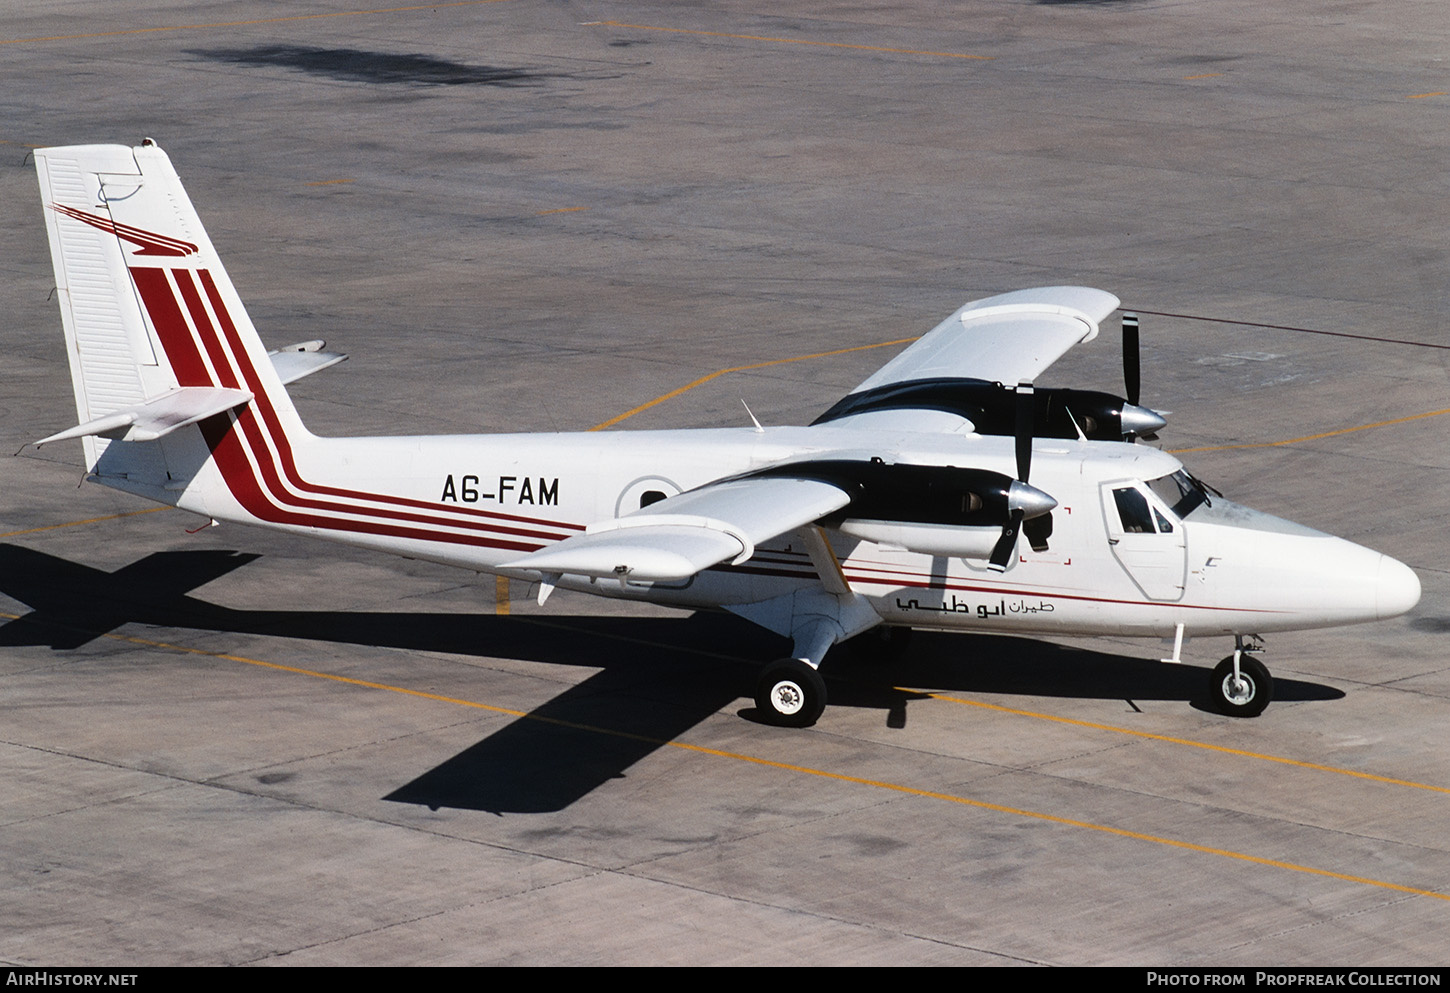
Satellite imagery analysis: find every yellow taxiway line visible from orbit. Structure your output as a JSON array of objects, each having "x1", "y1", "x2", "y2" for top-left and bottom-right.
[
  {"x1": 0, "y1": 505, "x2": 169, "y2": 539},
  {"x1": 587, "y1": 337, "x2": 917, "y2": 431},
  {"x1": 588, "y1": 330, "x2": 1450, "y2": 448},
  {"x1": 1169, "y1": 407, "x2": 1450, "y2": 455},
  {"x1": 668, "y1": 738, "x2": 1450, "y2": 905},
  {"x1": 10, "y1": 307, "x2": 1448, "y2": 898},
  {"x1": 917, "y1": 692, "x2": 1450, "y2": 796},
  {"x1": 7, "y1": 612, "x2": 1444, "y2": 905},
  {"x1": 494, "y1": 575, "x2": 511, "y2": 616}
]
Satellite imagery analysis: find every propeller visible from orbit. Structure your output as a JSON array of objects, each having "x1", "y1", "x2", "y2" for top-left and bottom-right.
[
  {"x1": 989, "y1": 382, "x2": 1056, "y2": 571},
  {"x1": 1123, "y1": 312, "x2": 1140, "y2": 407},
  {"x1": 1119, "y1": 311, "x2": 1167, "y2": 439}
]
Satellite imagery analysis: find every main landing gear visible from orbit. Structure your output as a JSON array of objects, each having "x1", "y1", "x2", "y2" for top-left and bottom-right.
[
  {"x1": 1209, "y1": 636, "x2": 1272, "y2": 718},
  {"x1": 755, "y1": 658, "x2": 827, "y2": 728},
  {"x1": 737, "y1": 586, "x2": 884, "y2": 728},
  {"x1": 753, "y1": 626, "x2": 915, "y2": 727}
]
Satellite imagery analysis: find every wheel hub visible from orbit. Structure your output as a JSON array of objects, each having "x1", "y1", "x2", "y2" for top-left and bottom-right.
[
  {"x1": 1222, "y1": 673, "x2": 1255, "y2": 705},
  {"x1": 772, "y1": 680, "x2": 805, "y2": 715}
]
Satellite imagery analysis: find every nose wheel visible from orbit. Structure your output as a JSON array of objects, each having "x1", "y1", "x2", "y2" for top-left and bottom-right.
[
  {"x1": 1210, "y1": 654, "x2": 1272, "y2": 717},
  {"x1": 755, "y1": 658, "x2": 827, "y2": 728}
]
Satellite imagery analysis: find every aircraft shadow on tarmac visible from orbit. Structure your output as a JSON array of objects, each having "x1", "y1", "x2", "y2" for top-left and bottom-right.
[
  {"x1": 0, "y1": 544, "x2": 1344, "y2": 813},
  {"x1": 188, "y1": 45, "x2": 554, "y2": 88}
]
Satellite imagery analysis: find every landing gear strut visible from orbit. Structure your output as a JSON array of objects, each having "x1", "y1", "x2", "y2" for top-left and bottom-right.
[
  {"x1": 755, "y1": 658, "x2": 827, "y2": 728},
  {"x1": 733, "y1": 584, "x2": 882, "y2": 728},
  {"x1": 1210, "y1": 637, "x2": 1272, "y2": 717}
]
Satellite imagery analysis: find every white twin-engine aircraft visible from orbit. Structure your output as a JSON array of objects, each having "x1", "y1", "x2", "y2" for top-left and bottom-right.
[{"x1": 33, "y1": 141, "x2": 1420, "y2": 728}]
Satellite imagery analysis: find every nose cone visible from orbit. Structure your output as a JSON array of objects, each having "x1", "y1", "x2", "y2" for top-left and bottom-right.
[{"x1": 1377, "y1": 555, "x2": 1421, "y2": 620}]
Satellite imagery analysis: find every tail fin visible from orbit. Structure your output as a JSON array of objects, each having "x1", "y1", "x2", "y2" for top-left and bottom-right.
[{"x1": 34, "y1": 140, "x2": 308, "y2": 508}]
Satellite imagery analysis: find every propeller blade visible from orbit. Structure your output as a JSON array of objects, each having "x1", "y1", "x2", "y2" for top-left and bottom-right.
[
  {"x1": 988, "y1": 510, "x2": 1022, "y2": 572},
  {"x1": 990, "y1": 381, "x2": 1037, "y2": 570},
  {"x1": 1123, "y1": 312, "x2": 1140, "y2": 407},
  {"x1": 1014, "y1": 380, "x2": 1033, "y2": 484},
  {"x1": 1023, "y1": 512, "x2": 1053, "y2": 553}
]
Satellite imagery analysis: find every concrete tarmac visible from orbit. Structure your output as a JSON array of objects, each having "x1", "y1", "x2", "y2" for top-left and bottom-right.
[{"x1": 2, "y1": 0, "x2": 1448, "y2": 966}]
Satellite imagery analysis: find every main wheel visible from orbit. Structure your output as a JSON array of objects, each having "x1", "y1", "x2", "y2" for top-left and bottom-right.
[
  {"x1": 1210, "y1": 655, "x2": 1272, "y2": 718},
  {"x1": 755, "y1": 658, "x2": 827, "y2": 728}
]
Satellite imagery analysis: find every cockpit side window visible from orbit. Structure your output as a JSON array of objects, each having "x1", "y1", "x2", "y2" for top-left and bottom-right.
[
  {"x1": 1112, "y1": 486, "x2": 1156, "y2": 533},
  {"x1": 1147, "y1": 469, "x2": 1210, "y2": 519}
]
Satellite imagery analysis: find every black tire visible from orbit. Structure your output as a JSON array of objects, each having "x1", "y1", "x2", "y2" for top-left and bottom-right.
[
  {"x1": 755, "y1": 658, "x2": 827, "y2": 728},
  {"x1": 1210, "y1": 655, "x2": 1272, "y2": 718}
]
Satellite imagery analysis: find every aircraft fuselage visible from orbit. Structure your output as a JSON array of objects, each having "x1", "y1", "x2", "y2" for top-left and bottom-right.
[{"x1": 110, "y1": 423, "x2": 1417, "y2": 642}]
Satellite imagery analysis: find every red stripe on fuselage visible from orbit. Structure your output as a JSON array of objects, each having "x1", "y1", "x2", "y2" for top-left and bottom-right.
[
  {"x1": 193, "y1": 414, "x2": 537, "y2": 551},
  {"x1": 130, "y1": 264, "x2": 570, "y2": 552},
  {"x1": 191, "y1": 268, "x2": 581, "y2": 536}
]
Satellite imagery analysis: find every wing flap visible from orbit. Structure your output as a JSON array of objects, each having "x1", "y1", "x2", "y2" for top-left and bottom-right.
[
  {"x1": 501, "y1": 526, "x2": 746, "y2": 583},
  {"x1": 500, "y1": 476, "x2": 851, "y2": 582}
]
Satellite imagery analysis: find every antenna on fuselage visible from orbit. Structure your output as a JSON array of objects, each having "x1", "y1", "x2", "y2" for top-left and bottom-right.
[{"x1": 741, "y1": 399, "x2": 764, "y2": 433}]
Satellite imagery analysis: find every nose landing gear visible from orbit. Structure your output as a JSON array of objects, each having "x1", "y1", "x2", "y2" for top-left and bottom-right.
[{"x1": 1210, "y1": 636, "x2": 1272, "y2": 717}]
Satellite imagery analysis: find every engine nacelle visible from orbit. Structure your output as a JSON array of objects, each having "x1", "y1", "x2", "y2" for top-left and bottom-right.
[{"x1": 813, "y1": 377, "x2": 1165, "y2": 440}]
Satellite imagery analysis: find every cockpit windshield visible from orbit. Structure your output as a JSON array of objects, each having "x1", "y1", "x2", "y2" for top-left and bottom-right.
[
  {"x1": 1146, "y1": 469, "x2": 1215, "y2": 519},
  {"x1": 1142, "y1": 469, "x2": 1325, "y2": 536}
]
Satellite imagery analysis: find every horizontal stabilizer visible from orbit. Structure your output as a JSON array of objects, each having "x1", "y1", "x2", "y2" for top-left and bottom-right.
[
  {"x1": 268, "y1": 340, "x2": 348, "y2": 385},
  {"x1": 35, "y1": 386, "x2": 252, "y2": 446},
  {"x1": 501, "y1": 475, "x2": 851, "y2": 582}
]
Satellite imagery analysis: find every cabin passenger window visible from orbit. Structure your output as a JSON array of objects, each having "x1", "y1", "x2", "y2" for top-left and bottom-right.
[{"x1": 1112, "y1": 487, "x2": 1156, "y2": 533}]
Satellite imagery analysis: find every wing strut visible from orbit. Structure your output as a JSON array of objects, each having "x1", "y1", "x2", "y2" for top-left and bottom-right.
[{"x1": 798, "y1": 526, "x2": 851, "y2": 596}]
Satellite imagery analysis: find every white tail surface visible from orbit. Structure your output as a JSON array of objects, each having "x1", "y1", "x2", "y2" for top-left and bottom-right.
[
  {"x1": 35, "y1": 141, "x2": 307, "y2": 511},
  {"x1": 32, "y1": 142, "x2": 584, "y2": 571}
]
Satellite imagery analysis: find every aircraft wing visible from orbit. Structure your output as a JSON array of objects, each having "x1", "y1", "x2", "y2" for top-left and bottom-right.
[
  {"x1": 850, "y1": 286, "x2": 1121, "y2": 394},
  {"x1": 500, "y1": 474, "x2": 851, "y2": 584}
]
